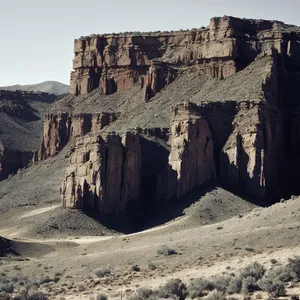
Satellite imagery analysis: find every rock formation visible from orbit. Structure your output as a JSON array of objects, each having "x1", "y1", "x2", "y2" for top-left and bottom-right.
[
  {"x1": 156, "y1": 102, "x2": 216, "y2": 202},
  {"x1": 61, "y1": 102, "x2": 217, "y2": 214},
  {"x1": 35, "y1": 112, "x2": 117, "y2": 161},
  {"x1": 35, "y1": 15, "x2": 300, "y2": 219},
  {"x1": 61, "y1": 131, "x2": 141, "y2": 214},
  {"x1": 218, "y1": 101, "x2": 286, "y2": 202},
  {"x1": 69, "y1": 16, "x2": 299, "y2": 99}
]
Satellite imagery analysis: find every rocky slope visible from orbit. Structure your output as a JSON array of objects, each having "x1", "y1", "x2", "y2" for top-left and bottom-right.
[
  {"x1": 0, "y1": 90, "x2": 61, "y2": 179},
  {"x1": 0, "y1": 81, "x2": 69, "y2": 95}
]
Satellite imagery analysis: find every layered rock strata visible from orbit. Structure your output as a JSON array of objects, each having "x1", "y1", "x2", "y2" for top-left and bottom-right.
[
  {"x1": 61, "y1": 131, "x2": 141, "y2": 214},
  {"x1": 47, "y1": 16, "x2": 300, "y2": 215},
  {"x1": 35, "y1": 112, "x2": 117, "y2": 161},
  {"x1": 156, "y1": 102, "x2": 216, "y2": 202},
  {"x1": 61, "y1": 102, "x2": 217, "y2": 214},
  {"x1": 218, "y1": 101, "x2": 286, "y2": 203},
  {"x1": 70, "y1": 16, "x2": 300, "y2": 99}
]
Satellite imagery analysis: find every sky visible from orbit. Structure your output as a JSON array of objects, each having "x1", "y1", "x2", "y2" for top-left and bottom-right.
[{"x1": 0, "y1": 0, "x2": 300, "y2": 86}]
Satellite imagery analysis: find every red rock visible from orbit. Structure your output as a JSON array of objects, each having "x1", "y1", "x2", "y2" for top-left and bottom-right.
[
  {"x1": 70, "y1": 16, "x2": 290, "y2": 98},
  {"x1": 35, "y1": 112, "x2": 117, "y2": 161}
]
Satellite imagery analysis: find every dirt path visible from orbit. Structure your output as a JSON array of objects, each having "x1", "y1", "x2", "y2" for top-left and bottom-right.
[{"x1": 19, "y1": 204, "x2": 60, "y2": 219}]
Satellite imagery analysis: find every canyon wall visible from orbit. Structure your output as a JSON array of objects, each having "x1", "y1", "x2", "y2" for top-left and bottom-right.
[
  {"x1": 70, "y1": 16, "x2": 297, "y2": 98},
  {"x1": 45, "y1": 16, "x2": 300, "y2": 217},
  {"x1": 156, "y1": 102, "x2": 216, "y2": 202},
  {"x1": 61, "y1": 102, "x2": 217, "y2": 214},
  {"x1": 61, "y1": 131, "x2": 142, "y2": 214},
  {"x1": 35, "y1": 112, "x2": 117, "y2": 161},
  {"x1": 218, "y1": 101, "x2": 286, "y2": 203}
]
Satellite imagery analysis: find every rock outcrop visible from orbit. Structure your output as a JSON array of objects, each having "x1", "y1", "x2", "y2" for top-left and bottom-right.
[
  {"x1": 61, "y1": 131, "x2": 141, "y2": 214},
  {"x1": 70, "y1": 16, "x2": 300, "y2": 99},
  {"x1": 42, "y1": 16, "x2": 300, "y2": 219},
  {"x1": 156, "y1": 102, "x2": 216, "y2": 202},
  {"x1": 35, "y1": 112, "x2": 117, "y2": 161},
  {"x1": 218, "y1": 101, "x2": 286, "y2": 203},
  {"x1": 61, "y1": 102, "x2": 217, "y2": 214}
]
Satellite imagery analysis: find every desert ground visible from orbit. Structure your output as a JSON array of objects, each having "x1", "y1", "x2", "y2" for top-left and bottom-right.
[{"x1": 1, "y1": 159, "x2": 300, "y2": 299}]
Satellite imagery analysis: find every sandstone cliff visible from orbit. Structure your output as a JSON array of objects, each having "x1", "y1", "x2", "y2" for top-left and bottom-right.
[
  {"x1": 218, "y1": 101, "x2": 286, "y2": 202},
  {"x1": 156, "y1": 102, "x2": 216, "y2": 202},
  {"x1": 61, "y1": 102, "x2": 217, "y2": 214},
  {"x1": 35, "y1": 112, "x2": 117, "y2": 161},
  {"x1": 61, "y1": 131, "x2": 141, "y2": 214},
  {"x1": 70, "y1": 16, "x2": 299, "y2": 100},
  {"x1": 37, "y1": 16, "x2": 300, "y2": 218}
]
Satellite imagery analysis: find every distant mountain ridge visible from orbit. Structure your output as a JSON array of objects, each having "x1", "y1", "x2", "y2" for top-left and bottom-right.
[{"x1": 0, "y1": 81, "x2": 69, "y2": 95}]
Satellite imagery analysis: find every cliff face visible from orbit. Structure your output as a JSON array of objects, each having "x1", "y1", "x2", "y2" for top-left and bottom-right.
[
  {"x1": 61, "y1": 131, "x2": 141, "y2": 214},
  {"x1": 70, "y1": 16, "x2": 296, "y2": 98},
  {"x1": 32, "y1": 16, "x2": 300, "y2": 220},
  {"x1": 35, "y1": 112, "x2": 117, "y2": 161},
  {"x1": 218, "y1": 101, "x2": 286, "y2": 203},
  {"x1": 61, "y1": 103, "x2": 217, "y2": 214},
  {"x1": 156, "y1": 102, "x2": 216, "y2": 202}
]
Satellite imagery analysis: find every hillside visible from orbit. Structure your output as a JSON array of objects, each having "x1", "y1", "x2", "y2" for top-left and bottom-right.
[
  {"x1": 0, "y1": 90, "x2": 61, "y2": 179},
  {"x1": 0, "y1": 80, "x2": 69, "y2": 95}
]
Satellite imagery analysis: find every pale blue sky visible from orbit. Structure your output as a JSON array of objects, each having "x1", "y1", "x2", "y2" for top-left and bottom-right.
[{"x1": 0, "y1": 0, "x2": 299, "y2": 86}]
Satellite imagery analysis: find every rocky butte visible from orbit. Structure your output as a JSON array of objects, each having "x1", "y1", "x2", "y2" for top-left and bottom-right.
[{"x1": 31, "y1": 16, "x2": 300, "y2": 222}]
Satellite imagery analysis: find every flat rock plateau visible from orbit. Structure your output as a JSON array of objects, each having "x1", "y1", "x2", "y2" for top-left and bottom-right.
[{"x1": 1, "y1": 16, "x2": 300, "y2": 300}]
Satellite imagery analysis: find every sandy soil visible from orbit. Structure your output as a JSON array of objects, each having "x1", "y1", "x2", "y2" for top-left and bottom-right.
[{"x1": 1, "y1": 189, "x2": 299, "y2": 299}]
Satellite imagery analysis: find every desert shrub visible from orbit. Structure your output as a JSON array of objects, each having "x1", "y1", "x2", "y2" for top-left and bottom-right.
[
  {"x1": 157, "y1": 245, "x2": 177, "y2": 256},
  {"x1": 39, "y1": 276, "x2": 54, "y2": 285},
  {"x1": 0, "y1": 283, "x2": 14, "y2": 293},
  {"x1": 128, "y1": 287, "x2": 157, "y2": 300},
  {"x1": 257, "y1": 277, "x2": 286, "y2": 296},
  {"x1": 94, "y1": 267, "x2": 111, "y2": 278},
  {"x1": 227, "y1": 276, "x2": 242, "y2": 294},
  {"x1": 241, "y1": 262, "x2": 265, "y2": 281},
  {"x1": 0, "y1": 291, "x2": 10, "y2": 300},
  {"x1": 241, "y1": 276, "x2": 260, "y2": 294},
  {"x1": 187, "y1": 278, "x2": 214, "y2": 298},
  {"x1": 27, "y1": 290, "x2": 48, "y2": 300},
  {"x1": 131, "y1": 265, "x2": 141, "y2": 272},
  {"x1": 266, "y1": 265, "x2": 293, "y2": 283},
  {"x1": 11, "y1": 275, "x2": 28, "y2": 283},
  {"x1": 95, "y1": 294, "x2": 108, "y2": 300},
  {"x1": 270, "y1": 258, "x2": 278, "y2": 264},
  {"x1": 211, "y1": 274, "x2": 231, "y2": 292},
  {"x1": 157, "y1": 279, "x2": 187, "y2": 300},
  {"x1": 0, "y1": 278, "x2": 10, "y2": 284},
  {"x1": 291, "y1": 295, "x2": 300, "y2": 300},
  {"x1": 285, "y1": 256, "x2": 300, "y2": 280},
  {"x1": 53, "y1": 272, "x2": 61, "y2": 283},
  {"x1": 206, "y1": 290, "x2": 225, "y2": 300}
]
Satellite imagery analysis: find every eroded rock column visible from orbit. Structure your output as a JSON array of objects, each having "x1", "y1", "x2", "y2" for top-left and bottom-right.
[
  {"x1": 61, "y1": 131, "x2": 141, "y2": 215},
  {"x1": 157, "y1": 102, "x2": 216, "y2": 202}
]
